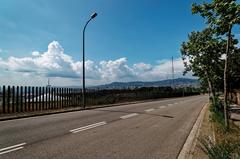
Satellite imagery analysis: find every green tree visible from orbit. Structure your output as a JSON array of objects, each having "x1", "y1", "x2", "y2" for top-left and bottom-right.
[
  {"x1": 192, "y1": 0, "x2": 240, "y2": 128},
  {"x1": 228, "y1": 47, "x2": 240, "y2": 90},
  {"x1": 181, "y1": 28, "x2": 224, "y2": 104}
]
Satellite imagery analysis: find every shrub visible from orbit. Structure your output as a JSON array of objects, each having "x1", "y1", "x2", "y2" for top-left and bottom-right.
[{"x1": 200, "y1": 136, "x2": 240, "y2": 159}]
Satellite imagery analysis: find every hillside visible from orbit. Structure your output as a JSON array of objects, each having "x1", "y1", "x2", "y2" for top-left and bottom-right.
[{"x1": 89, "y1": 78, "x2": 200, "y2": 90}]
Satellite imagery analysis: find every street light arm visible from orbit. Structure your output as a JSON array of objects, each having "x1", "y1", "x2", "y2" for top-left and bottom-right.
[{"x1": 83, "y1": 19, "x2": 92, "y2": 34}]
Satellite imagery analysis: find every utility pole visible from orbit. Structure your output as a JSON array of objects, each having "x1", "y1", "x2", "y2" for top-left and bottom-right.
[
  {"x1": 171, "y1": 56, "x2": 174, "y2": 88},
  {"x1": 47, "y1": 78, "x2": 51, "y2": 88}
]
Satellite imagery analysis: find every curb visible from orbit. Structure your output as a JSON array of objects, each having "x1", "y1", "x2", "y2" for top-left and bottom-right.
[{"x1": 177, "y1": 103, "x2": 208, "y2": 159}]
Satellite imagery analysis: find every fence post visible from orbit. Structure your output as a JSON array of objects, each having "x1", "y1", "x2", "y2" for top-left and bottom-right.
[
  {"x1": 79, "y1": 89, "x2": 81, "y2": 107},
  {"x1": 7, "y1": 86, "x2": 10, "y2": 113},
  {"x1": 39, "y1": 87, "x2": 42, "y2": 111},
  {"x1": 32, "y1": 87, "x2": 35, "y2": 111},
  {"x1": 28, "y1": 86, "x2": 31, "y2": 111},
  {"x1": 48, "y1": 87, "x2": 51, "y2": 110},
  {"x1": 67, "y1": 88, "x2": 70, "y2": 107},
  {"x1": 64, "y1": 88, "x2": 68, "y2": 107},
  {"x1": 56, "y1": 88, "x2": 59, "y2": 109},
  {"x1": 54, "y1": 88, "x2": 56, "y2": 109},
  {"x1": 3, "y1": 86, "x2": 6, "y2": 113},
  {"x1": 62, "y1": 88, "x2": 64, "y2": 108},
  {"x1": 36, "y1": 87, "x2": 38, "y2": 111},
  {"x1": 74, "y1": 88, "x2": 77, "y2": 107},
  {"x1": 51, "y1": 87, "x2": 54, "y2": 109},
  {"x1": 65, "y1": 88, "x2": 69, "y2": 108},
  {"x1": 43, "y1": 87, "x2": 45, "y2": 110},
  {"x1": 45, "y1": 87, "x2": 48, "y2": 110},
  {"x1": 12, "y1": 86, "x2": 15, "y2": 113},
  {"x1": 24, "y1": 86, "x2": 27, "y2": 111},
  {"x1": 63, "y1": 88, "x2": 65, "y2": 108},
  {"x1": 20, "y1": 86, "x2": 23, "y2": 112},
  {"x1": 71, "y1": 88, "x2": 76, "y2": 107},
  {"x1": 16, "y1": 86, "x2": 19, "y2": 112}
]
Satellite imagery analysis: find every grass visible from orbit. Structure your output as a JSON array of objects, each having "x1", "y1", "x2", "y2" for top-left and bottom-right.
[{"x1": 200, "y1": 97, "x2": 240, "y2": 159}]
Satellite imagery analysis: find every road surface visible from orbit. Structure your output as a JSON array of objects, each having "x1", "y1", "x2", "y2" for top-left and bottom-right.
[{"x1": 0, "y1": 95, "x2": 207, "y2": 159}]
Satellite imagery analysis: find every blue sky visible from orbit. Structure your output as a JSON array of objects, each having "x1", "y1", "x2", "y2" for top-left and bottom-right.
[{"x1": 0, "y1": 0, "x2": 206, "y2": 86}]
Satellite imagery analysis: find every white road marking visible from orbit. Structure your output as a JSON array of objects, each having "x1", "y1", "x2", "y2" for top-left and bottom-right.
[
  {"x1": 168, "y1": 104, "x2": 173, "y2": 106},
  {"x1": 144, "y1": 108, "x2": 154, "y2": 112},
  {"x1": 174, "y1": 102, "x2": 178, "y2": 104},
  {"x1": 0, "y1": 143, "x2": 26, "y2": 155},
  {"x1": 159, "y1": 106, "x2": 166, "y2": 108},
  {"x1": 120, "y1": 113, "x2": 138, "y2": 119},
  {"x1": 70, "y1": 121, "x2": 107, "y2": 133},
  {"x1": 0, "y1": 147, "x2": 24, "y2": 155}
]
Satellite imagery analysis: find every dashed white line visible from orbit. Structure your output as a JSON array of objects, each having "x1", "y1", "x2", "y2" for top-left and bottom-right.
[
  {"x1": 0, "y1": 143, "x2": 26, "y2": 155},
  {"x1": 120, "y1": 113, "x2": 139, "y2": 119},
  {"x1": 159, "y1": 106, "x2": 166, "y2": 108},
  {"x1": 70, "y1": 121, "x2": 107, "y2": 133},
  {"x1": 145, "y1": 108, "x2": 154, "y2": 112}
]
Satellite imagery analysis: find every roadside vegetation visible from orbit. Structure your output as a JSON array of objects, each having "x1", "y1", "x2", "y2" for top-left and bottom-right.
[
  {"x1": 200, "y1": 98, "x2": 240, "y2": 159},
  {"x1": 85, "y1": 86, "x2": 201, "y2": 106},
  {"x1": 181, "y1": 0, "x2": 240, "y2": 158}
]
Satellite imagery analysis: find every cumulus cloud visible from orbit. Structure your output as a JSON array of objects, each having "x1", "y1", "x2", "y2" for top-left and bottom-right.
[
  {"x1": 99, "y1": 58, "x2": 136, "y2": 82},
  {"x1": 0, "y1": 41, "x2": 190, "y2": 86}
]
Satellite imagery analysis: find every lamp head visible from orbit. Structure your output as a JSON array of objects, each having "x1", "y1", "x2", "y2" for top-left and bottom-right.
[{"x1": 91, "y1": 12, "x2": 98, "y2": 19}]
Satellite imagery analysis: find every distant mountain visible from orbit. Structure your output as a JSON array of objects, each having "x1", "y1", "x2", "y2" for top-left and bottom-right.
[{"x1": 89, "y1": 78, "x2": 200, "y2": 90}]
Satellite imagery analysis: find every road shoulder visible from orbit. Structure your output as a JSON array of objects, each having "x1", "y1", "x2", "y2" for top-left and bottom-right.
[{"x1": 177, "y1": 103, "x2": 209, "y2": 159}]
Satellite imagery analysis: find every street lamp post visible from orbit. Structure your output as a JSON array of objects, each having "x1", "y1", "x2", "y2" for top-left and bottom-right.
[{"x1": 82, "y1": 12, "x2": 97, "y2": 109}]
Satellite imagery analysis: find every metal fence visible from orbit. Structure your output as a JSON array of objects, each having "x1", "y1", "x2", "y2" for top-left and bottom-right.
[
  {"x1": 0, "y1": 85, "x2": 201, "y2": 115},
  {"x1": 0, "y1": 85, "x2": 82, "y2": 114}
]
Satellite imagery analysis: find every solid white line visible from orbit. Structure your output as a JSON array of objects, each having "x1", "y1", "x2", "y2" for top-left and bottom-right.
[
  {"x1": 72, "y1": 123, "x2": 107, "y2": 133},
  {"x1": 0, "y1": 147, "x2": 24, "y2": 155},
  {"x1": 120, "y1": 113, "x2": 138, "y2": 119},
  {"x1": 144, "y1": 108, "x2": 154, "y2": 112},
  {"x1": 159, "y1": 106, "x2": 166, "y2": 108},
  {"x1": 0, "y1": 143, "x2": 26, "y2": 152},
  {"x1": 70, "y1": 122, "x2": 105, "y2": 132},
  {"x1": 70, "y1": 121, "x2": 107, "y2": 133}
]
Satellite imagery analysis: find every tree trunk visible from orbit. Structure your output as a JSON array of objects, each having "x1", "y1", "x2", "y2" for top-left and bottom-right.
[
  {"x1": 205, "y1": 71, "x2": 215, "y2": 104},
  {"x1": 224, "y1": 26, "x2": 232, "y2": 129}
]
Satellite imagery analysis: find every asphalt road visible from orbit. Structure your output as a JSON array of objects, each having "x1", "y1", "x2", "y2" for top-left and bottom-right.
[{"x1": 0, "y1": 95, "x2": 207, "y2": 159}]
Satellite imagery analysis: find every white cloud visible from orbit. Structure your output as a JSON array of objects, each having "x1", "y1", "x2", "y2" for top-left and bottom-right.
[
  {"x1": 134, "y1": 63, "x2": 152, "y2": 71},
  {"x1": 32, "y1": 51, "x2": 40, "y2": 56},
  {"x1": 99, "y1": 58, "x2": 136, "y2": 83},
  {"x1": 0, "y1": 41, "x2": 190, "y2": 86},
  {"x1": 0, "y1": 49, "x2": 2, "y2": 53}
]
